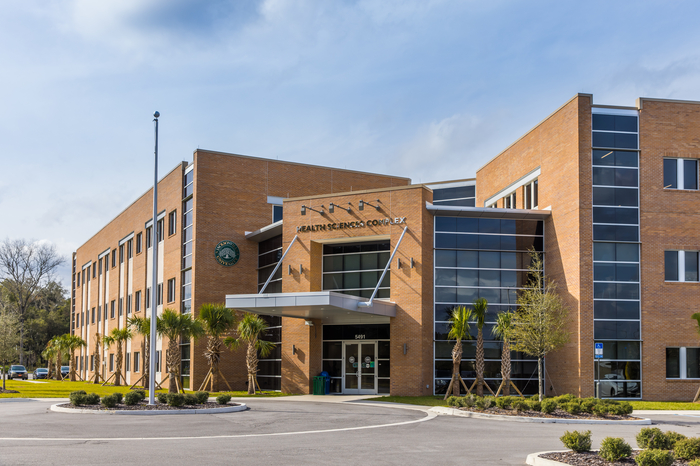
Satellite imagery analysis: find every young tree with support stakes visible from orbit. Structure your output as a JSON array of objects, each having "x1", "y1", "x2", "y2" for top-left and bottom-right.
[
  {"x1": 224, "y1": 313, "x2": 275, "y2": 395},
  {"x1": 92, "y1": 333, "x2": 102, "y2": 384},
  {"x1": 127, "y1": 316, "x2": 158, "y2": 389},
  {"x1": 509, "y1": 249, "x2": 569, "y2": 401},
  {"x1": 443, "y1": 305, "x2": 472, "y2": 399},
  {"x1": 0, "y1": 239, "x2": 64, "y2": 365},
  {"x1": 159, "y1": 309, "x2": 204, "y2": 393},
  {"x1": 64, "y1": 334, "x2": 86, "y2": 381},
  {"x1": 0, "y1": 305, "x2": 19, "y2": 391},
  {"x1": 42, "y1": 344, "x2": 57, "y2": 380},
  {"x1": 103, "y1": 328, "x2": 132, "y2": 387},
  {"x1": 197, "y1": 303, "x2": 236, "y2": 392},
  {"x1": 47, "y1": 335, "x2": 68, "y2": 380},
  {"x1": 472, "y1": 298, "x2": 488, "y2": 397},
  {"x1": 492, "y1": 311, "x2": 521, "y2": 397}
]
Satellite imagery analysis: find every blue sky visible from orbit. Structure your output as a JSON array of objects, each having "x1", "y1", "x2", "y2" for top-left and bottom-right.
[{"x1": 2, "y1": 0, "x2": 700, "y2": 286}]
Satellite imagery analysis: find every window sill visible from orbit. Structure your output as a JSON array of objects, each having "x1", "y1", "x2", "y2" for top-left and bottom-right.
[
  {"x1": 665, "y1": 281, "x2": 700, "y2": 284},
  {"x1": 666, "y1": 378, "x2": 700, "y2": 382},
  {"x1": 663, "y1": 188, "x2": 699, "y2": 192}
]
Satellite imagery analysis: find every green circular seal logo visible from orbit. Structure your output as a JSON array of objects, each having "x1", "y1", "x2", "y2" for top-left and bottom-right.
[{"x1": 214, "y1": 241, "x2": 240, "y2": 266}]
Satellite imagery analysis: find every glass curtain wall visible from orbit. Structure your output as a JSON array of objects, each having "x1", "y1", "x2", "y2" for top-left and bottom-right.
[
  {"x1": 322, "y1": 242, "x2": 390, "y2": 298},
  {"x1": 257, "y1": 236, "x2": 282, "y2": 293},
  {"x1": 180, "y1": 166, "x2": 194, "y2": 388},
  {"x1": 433, "y1": 216, "x2": 543, "y2": 395},
  {"x1": 256, "y1": 235, "x2": 283, "y2": 390},
  {"x1": 432, "y1": 185, "x2": 476, "y2": 207},
  {"x1": 591, "y1": 110, "x2": 642, "y2": 398}
]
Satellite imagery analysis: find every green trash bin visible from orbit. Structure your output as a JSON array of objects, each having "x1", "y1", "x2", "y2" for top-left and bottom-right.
[{"x1": 313, "y1": 376, "x2": 325, "y2": 395}]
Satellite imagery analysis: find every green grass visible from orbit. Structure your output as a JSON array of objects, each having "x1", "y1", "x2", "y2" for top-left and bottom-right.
[
  {"x1": 629, "y1": 401, "x2": 700, "y2": 410},
  {"x1": 364, "y1": 395, "x2": 449, "y2": 407},
  {"x1": 0, "y1": 379, "x2": 293, "y2": 398}
]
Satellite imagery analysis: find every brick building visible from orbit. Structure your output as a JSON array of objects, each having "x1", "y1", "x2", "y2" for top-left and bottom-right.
[{"x1": 72, "y1": 95, "x2": 700, "y2": 400}]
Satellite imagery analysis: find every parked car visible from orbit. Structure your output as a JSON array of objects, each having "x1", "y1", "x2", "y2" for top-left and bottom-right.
[
  {"x1": 33, "y1": 368, "x2": 48, "y2": 379},
  {"x1": 9, "y1": 365, "x2": 28, "y2": 380},
  {"x1": 60, "y1": 366, "x2": 70, "y2": 379},
  {"x1": 598, "y1": 373, "x2": 640, "y2": 397}
]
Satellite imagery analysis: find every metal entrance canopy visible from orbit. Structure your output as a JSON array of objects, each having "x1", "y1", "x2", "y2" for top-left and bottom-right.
[{"x1": 225, "y1": 291, "x2": 395, "y2": 324}]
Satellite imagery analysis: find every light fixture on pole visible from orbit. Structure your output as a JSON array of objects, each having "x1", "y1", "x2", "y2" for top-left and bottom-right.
[
  {"x1": 329, "y1": 202, "x2": 351, "y2": 213},
  {"x1": 148, "y1": 111, "x2": 160, "y2": 406},
  {"x1": 301, "y1": 205, "x2": 324, "y2": 215},
  {"x1": 358, "y1": 199, "x2": 380, "y2": 211}
]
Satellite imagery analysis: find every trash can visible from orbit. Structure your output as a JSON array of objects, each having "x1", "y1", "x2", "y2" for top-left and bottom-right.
[
  {"x1": 313, "y1": 376, "x2": 326, "y2": 395},
  {"x1": 320, "y1": 371, "x2": 330, "y2": 395}
]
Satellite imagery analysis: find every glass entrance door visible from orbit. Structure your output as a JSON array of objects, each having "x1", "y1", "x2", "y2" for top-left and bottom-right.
[{"x1": 343, "y1": 342, "x2": 377, "y2": 395}]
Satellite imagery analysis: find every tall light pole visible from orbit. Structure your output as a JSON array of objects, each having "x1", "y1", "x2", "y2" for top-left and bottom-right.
[{"x1": 148, "y1": 111, "x2": 160, "y2": 405}]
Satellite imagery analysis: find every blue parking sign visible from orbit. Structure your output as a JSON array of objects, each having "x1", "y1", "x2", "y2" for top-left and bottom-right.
[{"x1": 594, "y1": 343, "x2": 603, "y2": 359}]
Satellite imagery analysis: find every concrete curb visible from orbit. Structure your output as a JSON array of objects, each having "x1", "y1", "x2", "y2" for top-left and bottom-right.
[
  {"x1": 50, "y1": 403, "x2": 248, "y2": 415},
  {"x1": 525, "y1": 451, "x2": 570, "y2": 466},
  {"x1": 429, "y1": 407, "x2": 651, "y2": 424}
]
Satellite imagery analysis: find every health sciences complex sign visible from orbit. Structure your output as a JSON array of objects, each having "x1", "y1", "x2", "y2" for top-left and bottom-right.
[{"x1": 296, "y1": 217, "x2": 406, "y2": 233}]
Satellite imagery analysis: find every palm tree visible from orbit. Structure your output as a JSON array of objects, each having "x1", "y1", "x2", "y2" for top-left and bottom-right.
[
  {"x1": 197, "y1": 303, "x2": 236, "y2": 392},
  {"x1": 159, "y1": 309, "x2": 204, "y2": 393},
  {"x1": 47, "y1": 335, "x2": 69, "y2": 380},
  {"x1": 64, "y1": 334, "x2": 87, "y2": 381},
  {"x1": 444, "y1": 305, "x2": 472, "y2": 399},
  {"x1": 472, "y1": 298, "x2": 488, "y2": 397},
  {"x1": 492, "y1": 311, "x2": 514, "y2": 396},
  {"x1": 224, "y1": 313, "x2": 275, "y2": 395},
  {"x1": 41, "y1": 343, "x2": 57, "y2": 380},
  {"x1": 92, "y1": 333, "x2": 102, "y2": 384},
  {"x1": 103, "y1": 327, "x2": 132, "y2": 386},
  {"x1": 128, "y1": 316, "x2": 156, "y2": 389}
]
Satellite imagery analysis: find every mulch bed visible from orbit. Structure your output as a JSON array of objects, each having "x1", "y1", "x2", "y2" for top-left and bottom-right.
[
  {"x1": 0, "y1": 388, "x2": 20, "y2": 394},
  {"x1": 540, "y1": 451, "x2": 691, "y2": 465},
  {"x1": 56, "y1": 401, "x2": 235, "y2": 411},
  {"x1": 455, "y1": 406, "x2": 635, "y2": 421}
]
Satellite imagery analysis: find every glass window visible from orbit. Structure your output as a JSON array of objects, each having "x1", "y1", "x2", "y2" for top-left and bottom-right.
[
  {"x1": 687, "y1": 252, "x2": 699, "y2": 282},
  {"x1": 593, "y1": 225, "x2": 639, "y2": 242},
  {"x1": 594, "y1": 300, "x2": 640, "y2": 320},
  {"x1": 685, "y1": 160, "x2": 699, "y2": 190},
  {"x1": 593, "y1": 207, "x2": 638, "y2": 225},
  {"x1": 688, "y1": 348, "x2": 700, "y2": 379},
  {"x1": 592, "y1": 167, "x2": 638, "y2": 187},
  {"x1": 667, "y1": 348, "x2": 680, "y2": 378},
  {"x1": 592, "y1": 187, "x2": 638, "y2": 207},
  {"x1": 665, "y1": 251, "x2": 679, "y2": 281},
  {"x1": 593, "y1": 150, "x2": 638, "y2": 167}
]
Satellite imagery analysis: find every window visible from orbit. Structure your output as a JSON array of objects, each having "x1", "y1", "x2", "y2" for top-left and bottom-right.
[
  {"x1": 110, "y1": 300, "x2": 116, "y2": 319},
  {"x1": 667, "y1": 347, "x2": 700, "y2": 379},
  {"x1": 126, "y1": 294, "x2": 132, "y2": 314},
  {"x1": 664, "y1": 158, "x2": 699, "y2": 190},
  {"x1": 272, "y1": 205, "x2": 283, "y2": 223},
  {"x1": 127, "y1": 239, "x2": 133, "y2": 259},
  {"x1": 109, "y1": 354, "x2": 114, "y2": 372},
  {"x1": 92, "y1": 264, "x2": 96, "y2": 279},
  {"x1": 146, "y1": 287, "x2": 151, "y2": 309},
  {"x1": 524, "y1": 180, "x2": 538, "y2": 209},
  {"x1": 112, "y1": 249, "x2": 117, "y2": 268},
  {"x1": 168, "y1": 211, "x2": 177, "y2": 236},
  {"x1": 90, "y1": 355, "x2": 94, "y2": 371},
  {"x1": 119, "y1": 245, "x2": 124, "y2": 264},
  {"x1": 136, "y1": 232, "x2": 142, "y2": 254},
  {"x1": 125, "y1": 352, "x2": 130, "y2": 372},
  {"x1": 133, "y1": 352, "x2": 140, "y2": 372},
  {"x1": 97, "y1": 305, "x2": 101, "y2": 322},
  {"x1": 157, "y1": 219, "x2": 165, "y2": 243},
  {"x1": 155, "y1": 350, "x2": 161, "y2": 372},
  {"x1": 146, "y1": 227, "x2": 152, "y2": 249},
  {"x1": 104, "y1": 306, "x2": 107, "y2": 321},
  {"x1": 665, "y1": 250, "x2": 699, "y2": 282},
  {"x1": 91, "y1": 307, "x2": 95, "y2": 324},
  {"x1": 182, "y1": 270, "x2": 192, "y2": 314},
  {"x1": 77, "y1": 272, "x2": 80, "y2": 286},
  {"x1": 135, "y1": 291, "x2": 141, "y2": 312},
  {"x1": 167, "y1": 278, "x2": 176, "y2": 303},
  {"x1": 98, "y1": 258, "x2": 102, "y2": 275},
  {"x1": 503, "y1": 192, "x2": 516, "y2": 209},
  {"x1": 157, "y1": 283, "x2": 163, "y2": 306},
  {"x1": 80, "y1": 356, "x2": 83, "y2": 371},
  {"x1": 119, "y1": 298, "x2": 123, "y2": 316}
]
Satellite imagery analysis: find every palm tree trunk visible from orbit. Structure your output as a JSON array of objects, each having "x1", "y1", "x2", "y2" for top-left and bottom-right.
[
  {"x1": 56, "y1": 352, "x2": 63, "y2": 380},
  {"x1": 69, "y1": 350, "x2": 76, "y2": 381},
  {"x1": 93, "y1": 346, "x2": 101, "y2": 384},
  {"x1": 502, "y1": 339, "x2": 511, "y2": 396},
  {"x1": 143, "y1": 338, "x2": 149, "y2": 390},
  {"x1": 537, "y1": 356, "x2": 543, "y2": 402},
  {"x1": 167, "y1": 339, "x2": 180, "y2": 393},
  {"x1": 246, "y1": 339, "x2": 258, "y2": 395},
  {"x1": 115, "y1": 343, "x2": 123, "y2": 387},
  {"x1": 452, "y1": 339, "x2": 462, "y2": 396},
  {"x1": 476, "y1": 328, "x2": 484, "y2": 397}
]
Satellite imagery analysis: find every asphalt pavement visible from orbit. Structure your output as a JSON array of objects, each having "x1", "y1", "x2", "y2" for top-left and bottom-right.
[{"x1": 1, "y1": 397, "x2": 700, "y2": 466}]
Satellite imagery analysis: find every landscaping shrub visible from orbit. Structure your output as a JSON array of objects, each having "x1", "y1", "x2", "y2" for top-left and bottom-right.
[
  {"x1": 113, "y1": 392, "x2": 123, "y2": 403},
  {"x1": 133, "y1": 390, "x2": 146, "y2": 401},
  {"x1": 593, "y1": 403, "x2": 609, "y2": 416},
  {"x1": 563, "y1": 402, "x2": 581, "y2": 415},
  {"x1": 446, "y1": 396, "x2": 457, "y2": 407},
  {"x1": 689, "y1": 459, "x2": 700, "y2": 466},
  {"x1": 123, "y1": 391, "x2": 142, "y2": 406},
  {"x1": 495, "y1": 396, "x2": 513, "y2": 409},
  {"x1": 483, "y1": 396, "x2": 495, "y2": 409},
  {"x1": 474, "y1": 397, "x2": 486, "y2": 410},
  {"x1": 559, "y1": 430, "x2": 592, "y2": 452},
  {"x1": 101, "y1": 394, "x2": 118, "y2": 408},
  {"x1": 184, "y1": 394, "x2": 198, "y2": 406},
  {"x1": 673, "y1": 437, "x2": 700, "y2": 460},
  {"x1": 541, "y1": 399, "x2": 557, "y2": 414},
  {"x1": 69, "y1": 391, "x2": 87, "y2": 406},
  {"x1": 554, "y1": 394, "x2": 575, "y2": 404},
  {"x1": 216, "y1": 394, "x2": 232, "y2": 405},
  {"x1": 619, "y1": 401, "x2": 634, "y2": 415},
  {"x1": 637, "y1": 428, "x2": 670, "y2": 450},
  {"x1": 157, "y1": 393, "x2": 168, "y2": 404},
  {"x1": 167, "y1": 393, "x2": 185, "y2": 407},
  {"x1": 195, "y1": 391, "x2": 210, "y2": 404},
  {"x1": 527, "y1": 400, "x2": 542, "y2": 412},
  {"x1": 463, "y1": 394, "x2": 476, "y2": 408},
  {"x1": 511, "y1": 399, "x2": 527, "y2": 412},
  {"x1": 84, "y1": 393, "x2": 100, "y2": 405},
  {"x1": 666, "y1": 431, "x2": 687, "y2": 448},
  {"x1": 599, "y1": 437, "x2": 632, "y2": 462},
  {"x1": 580, "y1": 398, "x2": 598, "y2": 414},
  {"x1": 634, "y1": 449, "x2": 674, "y2": 466}
]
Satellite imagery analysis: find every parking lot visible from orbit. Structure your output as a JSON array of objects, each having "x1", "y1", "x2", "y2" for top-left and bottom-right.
[{"x1": 1, "y1": 398, "x2": 700, "y2": 465}]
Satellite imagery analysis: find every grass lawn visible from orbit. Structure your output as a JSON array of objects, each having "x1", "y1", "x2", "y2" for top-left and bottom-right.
[
  {"x1": 0, "y1": 379, "x2": 293, "y2": 398},
  {"x1": 629, "y1": 401, "x2": 700, "y2": 410},
  {"x1": 364, "y1": 395, "x2": 449, "y2": 407}
]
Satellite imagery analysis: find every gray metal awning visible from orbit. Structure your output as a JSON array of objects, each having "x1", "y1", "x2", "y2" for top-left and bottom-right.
[
  {"x1": 245, "y1": 220, "x2": 283, "y2": 242},
  {"x1": 225, "y1": 291, "x2": 395, "y2": 324},
  {"x1": 426, "y1": 202, "x2": 551, "y2": 219}
]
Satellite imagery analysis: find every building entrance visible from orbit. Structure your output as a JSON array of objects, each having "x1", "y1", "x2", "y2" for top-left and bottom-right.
[{"x1": 343, "y1": 341, "x2": 377, "y2": 395}]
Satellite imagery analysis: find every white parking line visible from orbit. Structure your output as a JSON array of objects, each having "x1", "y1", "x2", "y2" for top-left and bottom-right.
[{"x1": 0, "y1": 410, "x2": 438, "y2": 442}]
